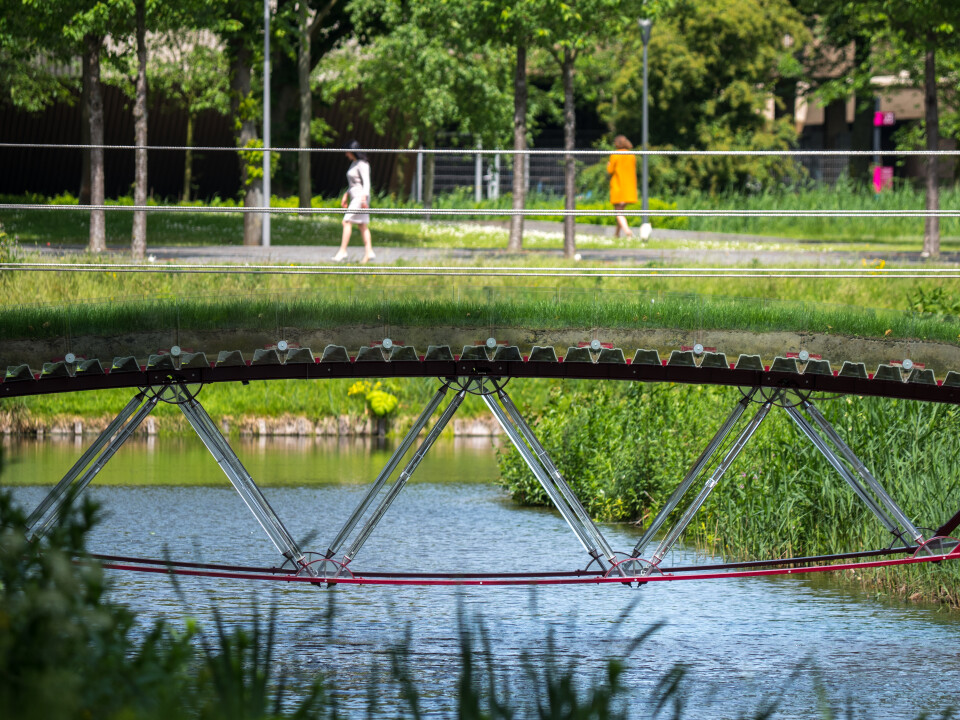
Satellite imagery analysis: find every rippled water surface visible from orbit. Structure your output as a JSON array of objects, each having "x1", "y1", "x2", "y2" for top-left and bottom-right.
[{"x1": 5, "y1": 435, "x2": 960, "y2": 718}]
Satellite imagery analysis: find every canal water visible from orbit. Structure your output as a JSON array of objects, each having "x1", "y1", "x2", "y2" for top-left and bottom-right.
[{"x1": 4, "y1": 435, "x2": 960, "y2": 718}]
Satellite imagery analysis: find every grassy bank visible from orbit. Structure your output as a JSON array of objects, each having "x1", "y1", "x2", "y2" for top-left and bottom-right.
[
  {"x1": 2, "y1": 258, "x2": 960, "y2": 347},
  {"x1": 497, "y1": 381, "x2": 960, "y2": 608},
  {"x1": 0, "y1": 377, "x2": 555, "y2": 432}
]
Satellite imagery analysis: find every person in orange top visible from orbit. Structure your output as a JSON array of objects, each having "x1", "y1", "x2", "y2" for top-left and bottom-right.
[{"x1": 607, "y1": 135, "x2": 638, "y2": 238}]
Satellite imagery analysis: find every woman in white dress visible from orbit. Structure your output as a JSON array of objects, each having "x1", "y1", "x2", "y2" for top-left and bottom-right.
[{"x1": 333, "y1": 140, "x2": 375, "y2": 263}]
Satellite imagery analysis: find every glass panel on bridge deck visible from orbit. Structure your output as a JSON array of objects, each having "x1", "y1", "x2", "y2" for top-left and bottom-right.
[
  {"x1": 632, "y1": 349, "x2": 661, "y2": 365},
  {"x1": 873, "y1": 364, "x2": 903, "y2": 382},
  {"x1": 319, "y1": 345, "x2": 349, "y2": 363},
  {"x1": 734, "y1": 354, "x2": 763, "y2": 371},
  {"x1": 216, "y1": 350, "x2": 245, "y2": 367},
  {"x1": 424, "y1": 345, "x2": 454, "y2": 361},
  {"x1": 839, "y1": 361, "x2": 868, "y2": 379},
  {"x1": 529, "y1": 346, "x2": 558, "y2": 362}
]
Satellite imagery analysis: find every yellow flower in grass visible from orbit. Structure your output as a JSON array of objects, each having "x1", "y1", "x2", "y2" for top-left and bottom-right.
[{"x1": 347, "y1": 380, "x2": 370, "y2": 397}]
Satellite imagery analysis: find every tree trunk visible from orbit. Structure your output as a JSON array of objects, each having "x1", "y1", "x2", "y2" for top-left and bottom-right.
[
  {"x1": 87, "y1": 34, "x2": 106, "y2": 253},
  {"x1": 922, "y1": 38, "x2": 939, "y2": 258},
  {"x1": 131, "y1": 0, "x2": 148, "y2": 260},
  {"x1": 508, "y1": 42, "x2": 527, "y2": 253},
  {"x1": 231, "y1": 46, "x2": 262, "y2": 246},
  {"x1": 562, "y1": 48, "x2": 576, "y2": 259},
  {"x1": 79, "y1": 42, "x2": 91, "y2": 204},
  {"x1": 182, "y1": 114, "x2": 194, "y2": 203},
  {"x1": 298, "y1": 0, "x2": 312, "y2": 212}
]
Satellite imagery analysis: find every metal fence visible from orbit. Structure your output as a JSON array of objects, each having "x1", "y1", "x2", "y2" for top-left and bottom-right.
[
  {"x1": 417, "y1": 147, "x2": 869, "y2": 200},
  {"x1": 415, "y1": 147, "x2": 605, "y2": 201},
  {"x1": 797, "y1": 155, "x2": 851, "y2": 185}
]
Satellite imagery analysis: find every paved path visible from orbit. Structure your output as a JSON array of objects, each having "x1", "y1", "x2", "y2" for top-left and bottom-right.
[
  {"x1": 36, "y1": 243, "x2": 960, "y2": 267},
  {"x1": 33, "y1": 221, "x2": 960, "y2": 266}
]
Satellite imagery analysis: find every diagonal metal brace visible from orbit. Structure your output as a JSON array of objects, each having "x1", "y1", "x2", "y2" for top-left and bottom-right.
[
  {"x1": 642, "y1": 391, "x2": 780, "y2": 574},
  {"x1": 337, "y1": 383, "x2": 469, "y2": 572},
  {"x1": 26, "y1": 390, "x2": 158, "y2": 540},
  {"x1": 483, "y1": 388, "x2": 609, "y2": 568},
  {"x1": 324, "y1": 382, "x2": 450, "y2": 559},
  {"x1": 800, "y1": 399, "x2": 924, "y2": 544},
  {"x1": 632, "y1": 387, "x2": 759, "y2": 559},
  {"x1": 178, "y1": 394, "x2": 311, "y2": 571},
  {"x1": 495, "y1": 387, "x2": 621, "y2": 568},
  {"x1": 783, "y1": 403, "x2": 912, "y2": 548}
]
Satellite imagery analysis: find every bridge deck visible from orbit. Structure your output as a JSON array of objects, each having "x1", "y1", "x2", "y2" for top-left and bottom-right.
[{"x1": 3, "y1": 345, "x2": 959, "y2": 404}]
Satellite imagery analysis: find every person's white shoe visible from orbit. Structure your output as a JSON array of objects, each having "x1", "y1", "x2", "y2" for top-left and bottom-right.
[
  {"x1": 639, "y1": 222, "x2": 653, "y2": 241},
  {"x1": 332, "y1": 251, "x2": 348, "y2": 262}
]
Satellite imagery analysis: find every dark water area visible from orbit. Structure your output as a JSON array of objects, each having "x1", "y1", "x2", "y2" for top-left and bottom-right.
[{"x1": 4, "y1": 435, "x2": 960, "y2": 718}]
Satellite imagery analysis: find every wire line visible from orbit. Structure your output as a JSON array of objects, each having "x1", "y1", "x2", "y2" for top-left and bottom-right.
[
  {"x1": 2, "y1": 203, "x2": 958, "y2": 218},
  {"x1": 2, "y1": 142, "x2": 960, "y2": 156},
  {"x1": 3, "y1": 262, "x2": 959, "y2": 279}
]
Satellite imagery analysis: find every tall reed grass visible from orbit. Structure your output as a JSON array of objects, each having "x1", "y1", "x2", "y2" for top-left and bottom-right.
[{"x1": 497, "y1": 383, "x2": 960, "y2": 607}]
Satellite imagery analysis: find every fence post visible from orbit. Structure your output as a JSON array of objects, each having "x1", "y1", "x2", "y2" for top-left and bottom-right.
[
  {"x1": 475, "y1": 139, "x2": 483, "y2": 203},
  {"x1": 492, "y1": 154, "x2": 501, "y2": 200},
  {"x1": 416, "y1": 146, "x2": 424, "y2": 203}
]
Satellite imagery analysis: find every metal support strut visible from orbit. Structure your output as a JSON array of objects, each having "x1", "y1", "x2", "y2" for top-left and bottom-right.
[
  {"x1": 642, "y1": 391, "x2": 781, "y2": 574},
  {"x1": 800, "y1": 399, "x2": 924, "y2": 545},
  {"x1": 783, "y1": 400, "x2": 920, "y2": 548},
  {"x1": 178, "y1": 393, "x2": 311, "y2": 571},
  {"x1": 327, "y1": 377, "x2": 617, "y2": 575},
  {"x1": 632, "y1": 388, "x2": 759, "y2": 559},
  {"x1": 337, "y1": 382, "x2": 469, "y2": 572},
  {"x1": 324, "y1": 383, "x2": 450, "y2": 559},
  {"x1": 28, "y1": 382, "x2": 312, "y2": 574},
  {"x1": 26, "y1": 390, "x2": 158, "y2": 540},
  {"x1": 488, "y1": 386, "x2": 621, "y2": 571}
]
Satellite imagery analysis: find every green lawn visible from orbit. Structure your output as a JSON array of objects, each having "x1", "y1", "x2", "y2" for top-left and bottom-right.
[
  {"x1": 2, "y1": 185, "x2": 959, "y2": 253},
  {"x1": 2, "y1": 290, "x2": 958, "y2": 347}
]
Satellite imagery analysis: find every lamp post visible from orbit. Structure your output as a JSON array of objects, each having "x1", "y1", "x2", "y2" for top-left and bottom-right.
[
  {"x1": 638, "y1": 17, "x2": 653, "y2": 241},
  {"x1": 262, "y1": 0, "x2": 271, "y2": 247}
]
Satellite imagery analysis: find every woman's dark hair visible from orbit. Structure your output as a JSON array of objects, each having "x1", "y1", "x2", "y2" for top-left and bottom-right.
[{"x1": 346, "y1": 139, "x2": 368, "y2": 162}]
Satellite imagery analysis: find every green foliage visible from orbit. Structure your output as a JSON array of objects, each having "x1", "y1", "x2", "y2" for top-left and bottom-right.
[
  {"x1": 598, "y1": 0, "x2": 810, "y2": 193},
  {"x1": 498, "y1": 383, "x2": 732, "y2": 522},
  {"x1": 238, "y1": 139, "x2": 280, "y2": 188},
  {"x1": 309, "y1": 117, "x2": 334, "y2": 145},
  {"x1": 497, "y1": 382, "x2": 960, "y2": 604},
  {"x1": 0, "y1": 491, "x2": 192, "y2": 720},
  {"x1": 907, "y1": 286, "x2": 960, "y2": 316},
  {"x1": 147, "y1": 29, "x2": 231, "y2": 119},
  {"x1": 0, "y1": 487, "x2": 332, "y2": 719},
  {"x1": 348, "y1": 380, "x2": 400, "y2": 418},
  {"x1": 0, "y1": 221, "x2": 18, "y2": 263},
  {"x1": 320, "y1": 0, "x2": 514, "y2": 149}
]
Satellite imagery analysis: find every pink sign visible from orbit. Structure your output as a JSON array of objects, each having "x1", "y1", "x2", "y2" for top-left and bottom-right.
[
  {"x1": 874, "y1": 111, "x2": 895, "y2": 127},
  {"x1": 873, "y1": 165, "x2": 893, "y2": 193}
]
